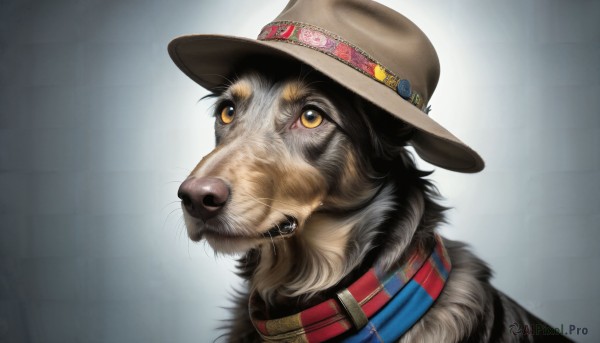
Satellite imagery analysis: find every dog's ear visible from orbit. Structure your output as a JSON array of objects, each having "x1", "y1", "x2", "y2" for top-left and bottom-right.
[
  {"x1": 358, "y1": 100, "x2": 415, "y2": 157},
  {"x1": 369, "y1": 102, "x2": 415, "y2": 143},
  {"x1": 349, "y1": 98, "x2": 419, "y2": 176}
]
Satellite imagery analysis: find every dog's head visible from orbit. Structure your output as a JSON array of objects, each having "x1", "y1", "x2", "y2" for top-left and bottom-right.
[{"x1": 178, "y1": 68, "x2": 415, "y2": 255}]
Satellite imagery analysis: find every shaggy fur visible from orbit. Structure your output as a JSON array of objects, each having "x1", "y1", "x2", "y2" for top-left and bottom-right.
[{"x1": 179, "y1": 66, "x2": 572, "y2": 342}]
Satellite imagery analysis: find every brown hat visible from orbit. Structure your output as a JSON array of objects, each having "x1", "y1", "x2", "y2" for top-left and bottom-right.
[{"x1": 168, "y1": 0, "x2": 485, "y2": 173}]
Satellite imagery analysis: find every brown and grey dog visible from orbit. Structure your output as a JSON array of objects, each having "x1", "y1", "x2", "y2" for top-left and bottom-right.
[
  {"x1": 177, "y1": 69, "x2": 570, "y2": 343},
  {"x1": 170, "y1": 0, "x2": 572, "y2": 342}
]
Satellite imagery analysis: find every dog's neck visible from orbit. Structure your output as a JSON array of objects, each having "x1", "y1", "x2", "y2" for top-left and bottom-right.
[{"x1": 238, "y1": 167, "x2": 444, "y2": 318}]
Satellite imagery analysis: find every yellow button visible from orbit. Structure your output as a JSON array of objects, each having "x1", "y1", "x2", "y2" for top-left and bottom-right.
[{"x1": 374, "y1": 65, "x2": 386, "y2": 81}]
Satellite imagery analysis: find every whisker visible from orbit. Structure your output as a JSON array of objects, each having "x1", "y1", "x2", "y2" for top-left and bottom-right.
[
  {"x1": 161, "y1": 200, "x2": 181, "y2": 212},
  {"x1": 234, "y1": 190, "x2": 293, "y2": 216},
  {"x1": 166, "y1": 205, "x2": 182, "y2": 219},
  {"x1": 187, "y1": 234, "x2": 191, "y2": 257},
  {"x1": 176, "y1": 216, "x2": 186, "y2": 239},
  {"x1": 171, "y1": 166, "x2": 193, "y2": 172},
  {"x1": 163, "y1": 206, "x2": 183, "y2": 232},
  {"x1": 203, "y1": 241, "x2": 212, "y2": 259},
  {"x1": 199, "y1": 92, "x2": 219, "y2": 102},
  {"x1": 200, "y1": 73, "x2": 235, "y2": 88},
  {"x1": 235, "y1": 182, "x2": 302, "y2": 210},
  {"x1": 266, "y1": 229, "x2": 276, "y2": 256},
  {"x1": 249, "y1": 197, "x2": 288, "y2": 216},
  {"x1": 251, "y1": 197, "x2": 300, "y2": 209}
]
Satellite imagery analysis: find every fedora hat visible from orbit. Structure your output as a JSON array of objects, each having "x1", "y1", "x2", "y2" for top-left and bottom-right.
[{"x1": 168, "y1": 0, "x2": 485, "y2": 173}]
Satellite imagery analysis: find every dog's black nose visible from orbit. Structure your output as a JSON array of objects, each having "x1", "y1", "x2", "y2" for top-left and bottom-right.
[{"x1": 177, "y1": 177, "x2": 230, "y2": 221}]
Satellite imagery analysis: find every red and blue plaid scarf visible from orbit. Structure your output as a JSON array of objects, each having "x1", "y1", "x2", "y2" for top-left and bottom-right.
[{"x1": 249, "y1": 234, "x2": 452, "y2": 342}]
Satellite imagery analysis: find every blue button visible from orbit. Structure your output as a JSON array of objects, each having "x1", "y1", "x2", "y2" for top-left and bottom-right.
[{"x1": 397, "y1": 79, "x2": 411, "y2": 99}]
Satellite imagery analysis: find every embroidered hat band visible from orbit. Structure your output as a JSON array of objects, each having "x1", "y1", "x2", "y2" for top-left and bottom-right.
[
  {"x1": 249, "y1": 234, "x2": 452, "y2": 342},
  {"x1": 258, "y1": 21, "x2": 426, "y2": 111}
]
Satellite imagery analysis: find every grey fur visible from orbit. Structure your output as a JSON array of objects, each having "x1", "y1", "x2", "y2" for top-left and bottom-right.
[{"x1": 182, "y1": 71, "x2": 571, "y2": 342}]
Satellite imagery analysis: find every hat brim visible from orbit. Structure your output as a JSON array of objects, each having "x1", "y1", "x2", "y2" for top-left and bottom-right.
[{"x1": 168, "y1": 35, "x2": 484, "y2": 173}]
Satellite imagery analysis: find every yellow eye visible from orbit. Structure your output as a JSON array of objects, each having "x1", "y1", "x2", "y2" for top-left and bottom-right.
[
  {"x1": 220, "y1": 104, "x2": 235, "y2": 124},
  {"x1": 300, "y1": 109, "x2": 323, "y2": 129}
]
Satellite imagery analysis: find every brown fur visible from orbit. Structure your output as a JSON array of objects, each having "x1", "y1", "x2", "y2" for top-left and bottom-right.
[
  {"x1": 229, "y1": 80, "x2": 253, "y2": 101},
  {"x1": 179, "y1": 70, "x2": 572, "y2": 342},
  {"x1": 281, "y1": 81, "x2": 307, "y2": 103}
]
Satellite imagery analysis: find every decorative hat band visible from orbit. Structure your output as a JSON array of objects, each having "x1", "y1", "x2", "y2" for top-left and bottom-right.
[{"x1": 258, "y1": 21, "x2": 426, "y2": 111}]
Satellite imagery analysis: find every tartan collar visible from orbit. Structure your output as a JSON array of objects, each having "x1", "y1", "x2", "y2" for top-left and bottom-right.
[{"x1": 249, "y1": 234, "x2": 452, "y2": 342}]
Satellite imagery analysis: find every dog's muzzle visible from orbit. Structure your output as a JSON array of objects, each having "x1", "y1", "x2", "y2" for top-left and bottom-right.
[{"x1": 178, "y1": 176, "x2": 298, "y2": 239}]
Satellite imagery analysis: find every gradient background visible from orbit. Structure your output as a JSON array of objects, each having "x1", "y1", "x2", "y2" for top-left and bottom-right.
[{"x1": 1, "y1": 0, "x2": 598, "y2": 342}]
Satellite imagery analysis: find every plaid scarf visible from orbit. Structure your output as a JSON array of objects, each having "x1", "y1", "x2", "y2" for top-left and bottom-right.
[{"x1": 249, "y1": 234, "x2": 452, "y2": 342}]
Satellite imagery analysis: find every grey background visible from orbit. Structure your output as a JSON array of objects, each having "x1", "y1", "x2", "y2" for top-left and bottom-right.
[{"x1": 0, "y1": 0, "x2": 598, "y2": 342}]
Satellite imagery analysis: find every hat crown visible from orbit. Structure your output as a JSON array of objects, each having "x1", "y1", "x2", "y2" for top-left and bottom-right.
[{"x1": 272, "y1": 0, "x2": 440, "y2": 103}]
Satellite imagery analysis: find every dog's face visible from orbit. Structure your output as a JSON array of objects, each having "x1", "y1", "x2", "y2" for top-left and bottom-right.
[{"x1": 178, "y1": 72, "x2": 380, "y2": 254}]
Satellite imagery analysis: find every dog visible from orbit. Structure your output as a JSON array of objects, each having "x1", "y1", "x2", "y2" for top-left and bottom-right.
[
  {"x1": 176, "y1": 69, "x2": 572, "y2": 343},
  {"x1": 169, "y1": 0, "x2": 573, "y2": 341}
]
